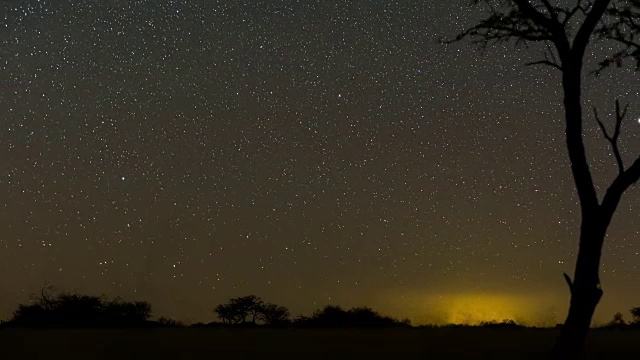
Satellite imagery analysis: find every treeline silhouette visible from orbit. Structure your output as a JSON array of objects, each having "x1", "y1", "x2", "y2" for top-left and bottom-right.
[
  {"x1": 1, "y1": 285, "x2": 181, "y2": 329},
  {"x1": 208, "y1": 294, "x2": 410, "y2": 328},
  {"x1": 2, "y1": 285, "x2": 640, "y2": 330}
]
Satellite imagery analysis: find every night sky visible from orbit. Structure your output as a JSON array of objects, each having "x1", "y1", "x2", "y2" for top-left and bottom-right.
[{"x1": 1, "y1": 0, "x2": 638, "y2": 326}]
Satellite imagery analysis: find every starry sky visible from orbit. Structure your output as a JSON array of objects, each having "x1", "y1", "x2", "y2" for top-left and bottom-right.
[{"x1": 0, "y1": 0, "x2": 638, "y2": 326}]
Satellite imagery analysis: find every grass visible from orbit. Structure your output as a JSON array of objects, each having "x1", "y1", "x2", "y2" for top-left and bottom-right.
[{"x1": 2, "y1": 327, "x2": 639, "y2": 359}]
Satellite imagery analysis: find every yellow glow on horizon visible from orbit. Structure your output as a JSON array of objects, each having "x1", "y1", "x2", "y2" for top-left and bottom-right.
[
  {"x1": 439, "y1": 294, "x2": 527, "y2": 325},
  {"x1": 380, "y1": 290, "x2": 562, "y2": 327}
]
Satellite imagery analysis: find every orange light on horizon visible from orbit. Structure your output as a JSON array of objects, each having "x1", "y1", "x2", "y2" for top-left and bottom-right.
[
  {"x1": 439, "y1": 293, "x2": 527, "y2": 325},
  {"x1": 381, "y1": 290, "x2": 562, "y2": 327}
]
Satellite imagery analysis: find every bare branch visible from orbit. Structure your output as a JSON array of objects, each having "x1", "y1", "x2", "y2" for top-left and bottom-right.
[
  {"x1": 525, "y1": 41, "x2": 563, "y2": 70},
  {"x1": 525, "y1": 59, "x2": 562, "y2": 69},
  {"x1": 543, "y1": 41, "x2": 562, "y2": 67},
  {"x1": 512, "y1": 0, "x2": 555, "y2": 28},
  {"x1": 593, "y1": 100, "x2": 628, "y2": 174},
  {"x1": 614, "y1": 99, "x2": 628, "y2": 138},
  {"x1": 558, "y1": 1, "x2": 589, "y2": 27},
  {"x1": 442, "y1": 7, "x2": 554, "y2": 47},
  {"x1": 601, "y1": 155, "x2": 640, "y2": 221}
]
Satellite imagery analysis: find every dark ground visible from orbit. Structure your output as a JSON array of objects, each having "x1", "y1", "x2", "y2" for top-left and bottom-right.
[{"x1": 2, "y1": 327, "x2": 639, "y2": 359}]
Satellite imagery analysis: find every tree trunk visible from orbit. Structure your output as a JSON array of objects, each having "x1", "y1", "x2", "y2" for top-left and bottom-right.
[
  {"x1": 551, "y1": 292, "x2": 601, "y2": 358},
  {"x1": 550, "y1": 59, "x2": 606, "y2": 358},
  {"x1": 550, "y1": 221, "x2": 605, "y2": 358}
]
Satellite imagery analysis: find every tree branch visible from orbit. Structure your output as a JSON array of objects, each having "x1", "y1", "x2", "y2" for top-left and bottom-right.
[
  {"x1": 595, "y1": 1, "x2": 640, "y2": 73},
  {"x1": 512, "y1": 0, "x2": 555, "y2": 28},
  {"x1": 628, "y1": 156, "x2": 640, "y2": 186},
  {"x1": 573, "y1": 0, "x2": 612, "y2": 55},
  {"x1": 525, "y1": 59, "x2": 562, "y2": 69},
  {"x1": 526, "y1": 41, "x2": 563, "y2": 69},
  {"x1": 441, "y1": 0, "x2": 574, "y2": 64},
  {"x1": 558, "y1": 1, "x2": 589, "y2": 27},
  {"x1": 593, "y1": 99, "x2": 628, "y2": 174},
  {"x1": 563, "y1": 272, "x2": 574, "y2": 293},
  {"x1": 513, "y1": 0, "x2": 571, "y2": 51},
  {"x1": 441, "y1": 9, "x2": 554, "y2": 46}
]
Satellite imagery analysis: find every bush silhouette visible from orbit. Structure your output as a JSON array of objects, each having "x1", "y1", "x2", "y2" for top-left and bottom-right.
[
  {"x1": 157, "y1": 317, "x2": 185, "y2": 328},
  {"x1": 602, "y1": 312, "x2": 626, "y2": 329},
  {"x1": 479, "y1": 319, "x2": 521, "y2": 328},
  {"x1": 295, "y1": 305, "x2": 408, "y2": 328}
]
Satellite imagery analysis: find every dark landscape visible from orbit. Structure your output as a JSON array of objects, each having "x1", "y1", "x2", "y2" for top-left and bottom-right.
[
  {"x1": 2, "y1": 290, "x2": 640, "y2": 358},
  {"x1": 1, "y1": 0, "x2": 639, "y2": 358},
  {"x1": 3, "y1": 327, "x2": 640, "y2": 359}
]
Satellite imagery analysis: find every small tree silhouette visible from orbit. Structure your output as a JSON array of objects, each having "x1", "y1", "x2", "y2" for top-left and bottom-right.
[{"x1": 605, "y1": 312, "x2": 626, "y2": 328}]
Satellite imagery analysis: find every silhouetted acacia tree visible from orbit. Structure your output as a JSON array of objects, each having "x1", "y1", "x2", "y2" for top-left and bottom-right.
[
  {"x1": 213, "y1": 303, "x2": 238, "y2": 324},
  {"x1": 449, "y1": 1, "x2": 639, "y2": 357},
  {"x1": 260, "y1": 303, "x2": 290, "y2": 326},
  {"x1": 241, "y1": 294, "x2": 265, "y2": 324},
  {"x1": 214, "y1": 294, "x2": 265, "y2": 325}
]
